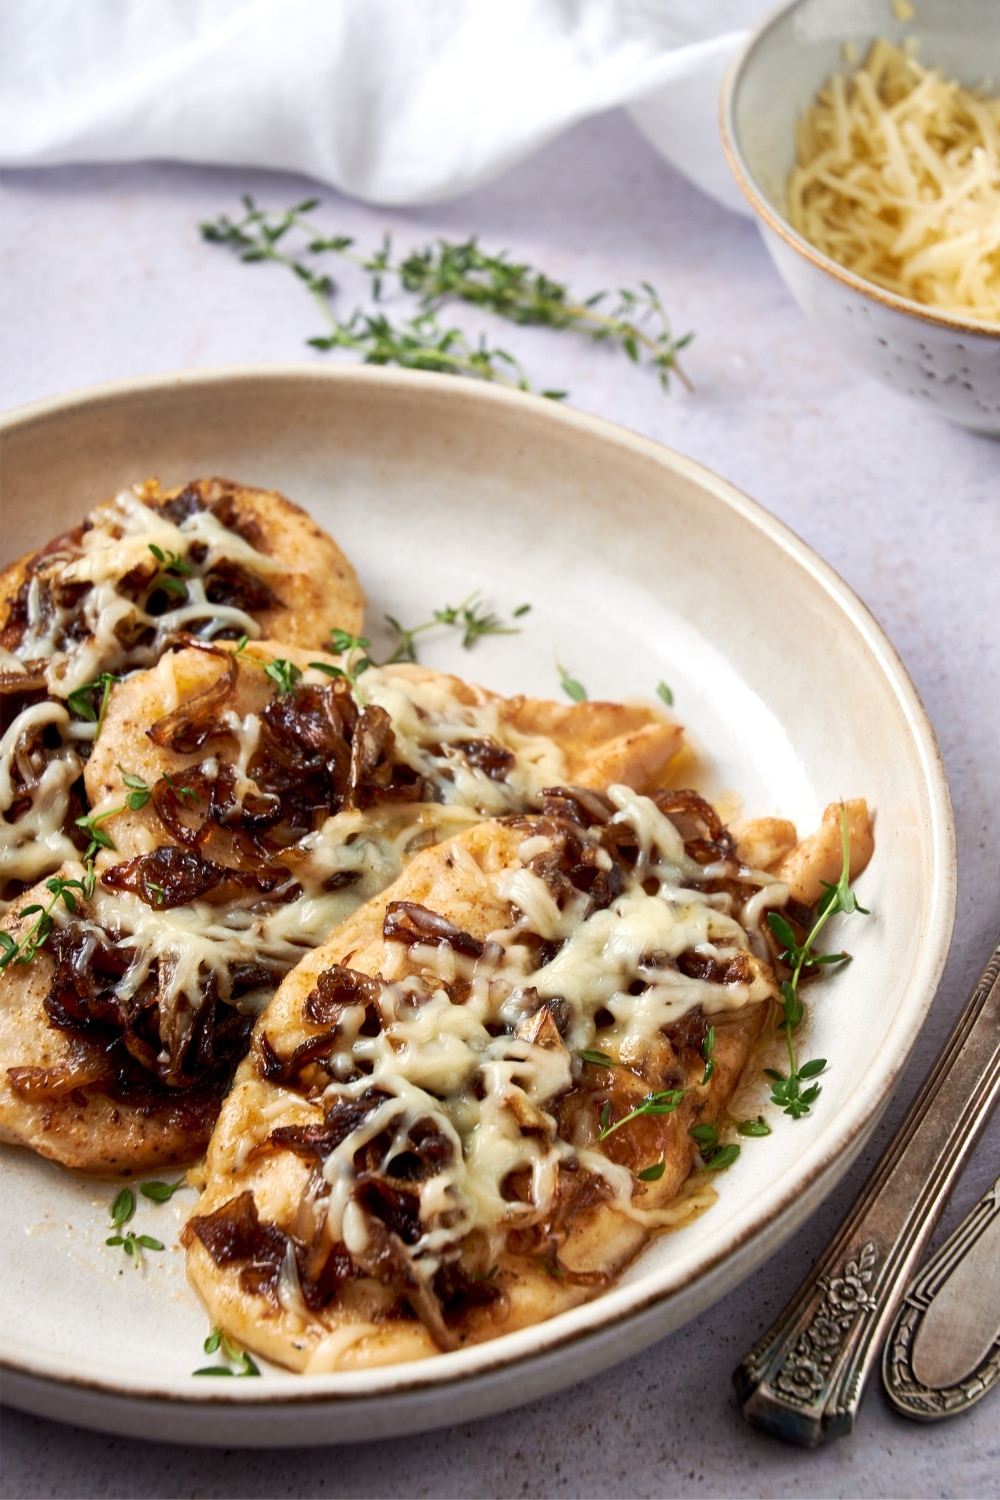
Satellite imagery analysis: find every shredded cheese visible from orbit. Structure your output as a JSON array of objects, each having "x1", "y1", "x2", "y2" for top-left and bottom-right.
[{"x1": 788, "y1": 40, "x2": 1000, "y2": 322}]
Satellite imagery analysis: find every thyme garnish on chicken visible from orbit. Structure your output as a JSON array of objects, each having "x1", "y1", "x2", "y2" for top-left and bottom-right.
[
  {"x1": 384, "y1": 593, "x2": 524, "y2": 663},
  {"x1": 200, "y1": 196, "x2": 692, "y2": 396},
  {"x1": 66, "y1": 672, "x2": 118, "y2": 734},
  {"x1": 597, "y1": 1088, "x2": 686, "y2": 1141},
  {"x1": 309, "y1": 629, "x2": 376, "y2": 705},
  {"x1": 0, "y1": 864, "x2": 97, "y2": 971},
  {"x1": 766, "y1": 805, "x2": 869, "y2": 1119}
]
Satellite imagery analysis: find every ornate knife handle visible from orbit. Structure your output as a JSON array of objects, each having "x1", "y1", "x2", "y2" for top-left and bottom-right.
[{"x1": 733, "y1": 937, "x2": 1000, "y2": 1448}]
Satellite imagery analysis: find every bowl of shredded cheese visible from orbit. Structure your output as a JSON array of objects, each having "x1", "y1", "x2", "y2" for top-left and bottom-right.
[{"x1": 721, "y1": 0, "x2": 1000, "y2": 433}]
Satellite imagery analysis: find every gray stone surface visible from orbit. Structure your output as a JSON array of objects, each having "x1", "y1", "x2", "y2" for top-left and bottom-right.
[{"x1": 1, "y1": 109, "x2": 998, "y2": 1499}]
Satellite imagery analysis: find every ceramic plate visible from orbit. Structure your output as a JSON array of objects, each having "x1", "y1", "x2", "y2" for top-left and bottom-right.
[{"x1": 0, "y1": 367, "x2": 955, "y2": 1445}]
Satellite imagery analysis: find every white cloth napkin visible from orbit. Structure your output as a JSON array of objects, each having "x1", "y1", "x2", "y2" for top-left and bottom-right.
[{"x1": 0, "y1": 0, "x2": 771, "y2": 212}]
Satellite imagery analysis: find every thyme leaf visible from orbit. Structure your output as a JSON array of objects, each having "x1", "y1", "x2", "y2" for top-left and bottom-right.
[
  {"x1": 701, "y1": 1025, "x2": 717, "y2": 1086},
  {"x1": 702, "y1": 1143, "x2": 741, "y2": 1172},
  {"x1": 110, "y1": 1188, "x2": 135, "y2": 1228},
  {"x1": 557, "y1": 664, "x2": 587, "y2": 703},
  {"x1": 140, "y1": 1178, "x2": 187, "y2": 1203}
]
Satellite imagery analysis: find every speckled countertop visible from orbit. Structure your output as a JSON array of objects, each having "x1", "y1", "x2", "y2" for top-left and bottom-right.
[{"x1": 1, "y1": 110, "x2": 998, "y2": 1500}]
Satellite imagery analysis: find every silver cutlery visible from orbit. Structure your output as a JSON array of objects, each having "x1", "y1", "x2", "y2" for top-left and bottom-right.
[
  {"x1": 882, "y1": 1171, "x2": 1000, "y2": 1419},
  {"x1": 732, "y1": 935, "x2": 1000, "y2": 1446}
]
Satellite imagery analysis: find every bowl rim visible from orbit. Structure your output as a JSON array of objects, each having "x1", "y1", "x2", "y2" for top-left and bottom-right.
[{"x1": 719, "y1": 0, "x2": 1000, "y2": 340}]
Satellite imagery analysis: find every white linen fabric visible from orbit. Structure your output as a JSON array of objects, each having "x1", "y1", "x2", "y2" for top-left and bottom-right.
[{"x1": 0, "y1": 0, "x2": 771, "y2": 212}]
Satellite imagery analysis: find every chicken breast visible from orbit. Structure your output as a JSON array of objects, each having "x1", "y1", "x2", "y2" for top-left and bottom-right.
[
  {"x1": 183, "y1": 786, "x2": 782, "y2": 1371},
  {"x1": 0, "y1": 476, "x2": 365, "y2": 695},
  {"x1": 1, "y1": 478, "x2": 365, "y2": 910},
  {"x1": 0, "y1": 864, "x2": 253, "y2": 1174},
  {"x1": 1, "y1": 643, "x2": 686, "y2": 1176}
]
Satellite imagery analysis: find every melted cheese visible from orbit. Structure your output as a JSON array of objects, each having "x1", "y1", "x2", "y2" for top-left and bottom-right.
[
  {"x1": 17, "y1": 487, "x2": 281, "y2": 696},
  {"x1": 2, "y1": 484, "x2": 298, "y2": 907},
  {"x1": 310, "y1": 788, "x2": 784, "y2": 1276},
  {"x1": 0, "y1": 701, "x2": 81, "y2": 907},
  {"x1": 362, "y1": 666, "x2": 569, "y2": 812}
]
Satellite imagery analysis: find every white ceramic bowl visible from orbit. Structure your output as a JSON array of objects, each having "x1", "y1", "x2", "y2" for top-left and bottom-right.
[
  {"x1": 0, "y1": 367, "x2": 955, "y2": 1444},
  {"x1": 721, "y1": 0, "x2": 1000, "y2": 434}
]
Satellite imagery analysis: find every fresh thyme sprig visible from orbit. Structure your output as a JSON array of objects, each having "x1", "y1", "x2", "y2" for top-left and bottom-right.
[
  {"x1": 310, "y1": 309, "x2": 540, "y2": 391},
  {"x1": 597, "y1": 1088, "x2": 685, "y2": 1142},
  {"x1": 384, "y1": 593, "x2": 526, "y2": 663},
  {"x1": 66, "y1": 672, "x2": 118, "y2": 735},
  {"x1": 193, "y1": 1328, "x2": 261, "y2": 1377},
  {"x1": 74, "y1": 768, "x2": 152, "y2": 859},
  {"x1": 765, "y1": 805, "x2": 869, "y2": 1119},
  {"x1": 688, "y1": 1122, "x2": 741, "y2": 1172},
  {"x1": 263, "y1": 657, "x2": 303, "y2": 698},
  {"x1": 309, "y1": 629, "x2": 375, "y2": 705},
  {"x1": 0, "y1": 864, "x2": 97, "y2": 971},
  {"x1": 200, "y1": 196, "x2": 692, "y2": 396}
]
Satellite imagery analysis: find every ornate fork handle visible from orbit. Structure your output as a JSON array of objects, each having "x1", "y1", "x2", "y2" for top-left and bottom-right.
[{"x1": 733, "y1": 936, "x2": 1000, "y2": 1448}]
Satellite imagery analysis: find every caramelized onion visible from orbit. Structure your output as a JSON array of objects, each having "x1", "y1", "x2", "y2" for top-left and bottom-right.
[
  {"x1": 651, "y1": 788, "x2": 736, "y2": 863},
  {"x1": 101, "y1": 845, "x2": 292, "y2": 909},
  {"x1": 7, "y1": 1057, "x2": 114, "y2": 1099},
  {"x1": 383, "y1": 901, "x2": 484, "y2": 958},
  {"x1": 147, "y1": 643, "x2": 237, "y2": 753}
]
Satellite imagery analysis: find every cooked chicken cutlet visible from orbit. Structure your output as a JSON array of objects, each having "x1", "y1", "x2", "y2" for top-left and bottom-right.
[
  {"x1": 182, "y1": 787, "x2": 786, "y2": 1371},
  {"x1": 1, "y1": 643, "x2": 687, "y2": 1174},
  {"x1": 1, "y1": 478, "x2": 365, "y2": 909}
]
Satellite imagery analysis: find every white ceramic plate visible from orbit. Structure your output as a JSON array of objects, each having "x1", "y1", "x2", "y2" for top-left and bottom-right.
[{"x1": 0, "y1": 366, "x2": 955, "y2": 1445}]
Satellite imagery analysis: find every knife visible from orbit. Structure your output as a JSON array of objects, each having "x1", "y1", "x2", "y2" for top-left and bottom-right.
[{"x1": 732, "y1": 935, "x2": 1000, "y2": 1447}]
